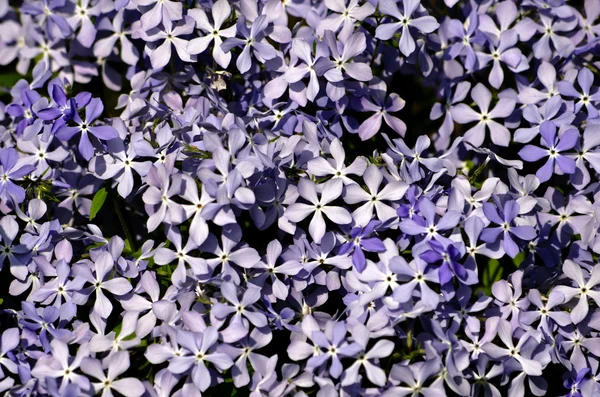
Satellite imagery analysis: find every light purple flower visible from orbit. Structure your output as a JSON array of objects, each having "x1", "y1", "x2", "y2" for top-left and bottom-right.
[
  {"x1": 375, "y1": 0, "x2": 440, "y2": 57},
  {"x1": 81, "y1": 351, "x2": 145, "y2": 397},
  {"x1": 481, "y1": 200, "x2": 537, "y2": 258},
  {"x1": 285, "y1": 178, "x2": 352, "y2": 243},
  {"x1": 55, "y1": 98, "x2": 119, "y2": 161},
  {"x1": 518, "y1": 121, "x2": 578, "y2": 182},
  {"x1": 452, "y1": 83, "x2": 516, "y2": 147},
  {"x1": 187, "y1": 0, "x2": 237, "y2": 68},
  {"x1": 554, "y1": 260, "x2": 600, "y2": 324}
]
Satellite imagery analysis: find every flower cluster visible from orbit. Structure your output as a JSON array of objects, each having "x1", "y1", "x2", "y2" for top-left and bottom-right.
[{"x1": 1, "y1": 0, "x2": 600, "y2": 396}]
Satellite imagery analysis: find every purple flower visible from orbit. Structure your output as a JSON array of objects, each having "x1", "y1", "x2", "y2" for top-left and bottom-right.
[
  {"x1": 80, "y1": 351, "x2": 145, "y2": 397},
  {"x1": 285, "y1": 178, "x2": 352, "y2": 243},
  {"x1": 563, "y1": 368, "x2": 591, "y2": 397},
  {"x1": 55, "y1": 98, "x2": 119, "y2": 160},
  {"x1": 481, "y1": 200, "x2": 537, "y2": 258},
  {"x1": 167, "y1": 327, "x2": 233, "y2": 392},
  {"x1": 73, "y1": 251, "x2": 133, "y2": 318},
  {"x1": 358, "y1": 78, "x2": 407, "y2": 140},
  {"x1": 483, "y1": 320, "x2": 544, "y2": 376},
  {"x1": 398, "y1": 196, "x2": 461, "y2": 245},
  {"x1": 136, "y1": 0, "x2": 182, "y2": 31},
  {"x1": 420, "y1": 240, "x2": 469, "y2": 285},
  {"x1": 338, "y1": 221, "x2": 386, "y2": 272},
  {"x1": 0, "y1": 147, "x2": 35, "y2": 204},
  {"x1": 558, "y1": 68, "x2": 600, "y2": 118},
  {"x1": 141, "y1": 17, "x2": 195, "y2": 70},
  {"x1": 554, "y1": 260, "x2": 600, "y2": 324},
  {"x1": 306, "y1": 321, "x2": 362, "y2": 378},
  {"x1": 375, "y1": 0, "x2": 440, "y2": 57},
  {"x1": 221, "y1": 15, "x2": 277, "y2": 74},
  {"x1": 187, "y1": 0, "x2": 237, "y2": 68},
  {"x1": 519, "y1": 121, "x2": 578, "y2": 182},
  {"x1": 452, "y1": 83, "x2": 516, "y2": 147}
]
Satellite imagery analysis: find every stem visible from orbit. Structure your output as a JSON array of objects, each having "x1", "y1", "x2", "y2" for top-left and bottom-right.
[{"x1": 110, "y1": 187, "x2": 135, "y2": 252}]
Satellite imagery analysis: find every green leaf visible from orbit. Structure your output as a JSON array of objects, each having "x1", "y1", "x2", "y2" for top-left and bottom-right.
[
  {"x1": 90, "y1": 188, "x2": 108, "y2": 221},
  {"x1": 480, "y1": 259, "x2": 503, "y2": 295},
  {"x1": 513, "y1": 252, "x2": 526, "y2": 267},
  {"x1": 0, "y1": 72, "x2": 24, "y2": 88}
]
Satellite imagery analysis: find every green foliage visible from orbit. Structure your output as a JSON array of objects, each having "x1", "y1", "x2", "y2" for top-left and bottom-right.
[
  {"x1": 90, "y1": 187, "x2": 108, "y2": 221},
  {"x1": 479, "y1": 259, "x2": 503, "y2": 296}
]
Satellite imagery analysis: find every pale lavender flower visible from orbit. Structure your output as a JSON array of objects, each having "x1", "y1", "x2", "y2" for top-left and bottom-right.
[
  {"x1": 219, "y1": 327, "x2": 272, "y2": 387},
  {"x1": 375, "y1": 0, "x2": 440, "y2": 57},
  {"x1": 307, "y1": 138, "x2": 367, "y2": 184},
  {"x1": 167, "y1": 327, "x2": 233, "y2": 392},
  {"x1": 344, "y1": 164, "x2": 408, "y2": 226},
  {"x1": 317, "y1": 0, "x2": 375, "y2": 40},
  {"x1": 285, "y1": 178, "x2": 352, "y2": 243},
  {"x1": 200, "y1": 226, "x2": 261, "y2": 282},
  {"x1": 221, "y1": 15, "x2": 277, "y2": 74},
  {"x1": 73, "y1": 251, "x2": 133, "y2": 318},
  {"x1": 531, "y1": 14, "x2": 577, "y2": 60},
  {"x1": 67, "y1": 0, "x2": 100, "y2": 48},
  {"x1": 142, "y1": 17, "x2": 195, "y2": 70},
  {"x1": 483, "y1": 320, "x2": 544, "y2": 376},
  {"x1": 81, "y1": 351, "x2": 145, "y2": 397},
  {"x1": 94, "y1": 10, "x2": 139, "y2": 66},
  {"x1": 0, "y1": 147, "x2": 35, "y2": 205},
  {"x1": 358, "y1": 78, "x2": 407, "y2": 140},
  {"x1": 30, "y1": 339, "x2": 91, "y2": 393},
  {"x1": 211, "y1": 283, "x2": 267, "y2": 330},
  {"x1": 342, "y1": 322, "x2": 393, "y2": 386},
  {"x1": 187, "y1": 0, "x2": 237, "y2": 68},
  {"x1": 135, "y1": 0, "x2": 182, "y2": 31},
  {"x1": 153, "y1": 225, "x2": 204, "y2": 286},
  {"x1": 554, "y1": 260, "x2": 600, "y2": 324},
  {"x1": 384, "y1": 360, "x2": 445, "y2": 396},
  {"x1": 318, "y1": 31, "x2": 373, "y2": 100},
  {"x1": 142, "y1": 158, "x2": 186, "y2": 232},
  {"x1": 306, "y1": 321, "x2": 362, "y2": 378},
  {"x1": 451, "y1": 83, "x2": 516, "y2": 147}
]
